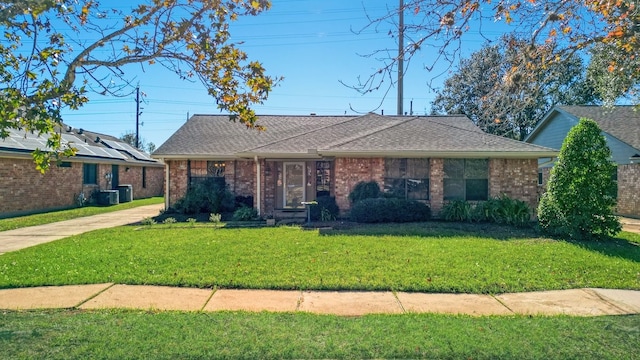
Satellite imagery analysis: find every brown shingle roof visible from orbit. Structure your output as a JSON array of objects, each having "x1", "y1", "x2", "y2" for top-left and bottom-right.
[{"x1": 153, "y1": 113, "x2": 557, "y2": 159}]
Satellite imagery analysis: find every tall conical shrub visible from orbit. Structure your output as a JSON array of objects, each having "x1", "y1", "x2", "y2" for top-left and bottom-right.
[{"x1": 538, "y1": 118, "x2": 621, "y2": 239}]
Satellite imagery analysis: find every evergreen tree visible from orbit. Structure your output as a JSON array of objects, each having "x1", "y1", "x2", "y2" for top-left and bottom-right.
[{"x1": 538, "y1": 118, "x2": 621, "y2": 239}]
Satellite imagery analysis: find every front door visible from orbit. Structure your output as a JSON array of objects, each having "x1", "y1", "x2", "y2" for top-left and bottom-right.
[{"x1": 283, "y1": 162, "x2": 305, "y2": 208}]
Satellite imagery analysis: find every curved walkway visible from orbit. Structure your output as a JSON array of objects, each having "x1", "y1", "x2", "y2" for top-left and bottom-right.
[{"x1": 1, "y1": 284, "x2": 639, "y2": 316}]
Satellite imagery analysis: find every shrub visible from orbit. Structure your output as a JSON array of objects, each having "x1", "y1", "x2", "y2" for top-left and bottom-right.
[
  {"x1": 538, "y1": 118, "x2": 621, "y2": 239},
  {"x1": 350, "y1": 198, "x2": 431, "y2": 223},
  {"x1": 310, "y1": 196, "x2": 340, "y2": 221},
  {"x1": 441, "y1": 196, "x2": 531, "y2": 226},
  {"x1": 232, "y1": 206, "x2": 259, "y2": 221},
  {"x1": 141, "y1": 217, "x2": 156, "y2": 225},
  {"x1": 209, "y1": 213, "x2": 222, "y2": 224},
  {"x1": 476, "y1": 195, "x2": 531, "y2": 227},
  {"x1": 348, "y1": 181, "x2": 381, "y2": 204},
  {"x1": 173, "y1": 178, "x2": 235, "y2": 215},
  {"x1": 440, "y1": 200, "x2": 474, "y2": 222},
  {"x1": 235, "y1": 195, "x2": 253, "y2": 209},
  {"x1": 162, "y1": 217, "x2": 177, "y2": 224}
]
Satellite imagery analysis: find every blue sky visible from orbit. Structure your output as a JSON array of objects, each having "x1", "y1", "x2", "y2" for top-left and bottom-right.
[{"x1": 59, "y1": 1, "x2": 507, "y2": 149}]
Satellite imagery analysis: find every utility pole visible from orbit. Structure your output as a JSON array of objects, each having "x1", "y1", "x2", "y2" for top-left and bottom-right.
[
  {"x1": 397, "y1": 0, "x2": 404, "y2": 116},
  {"x1": 135, "y1": 86, "x2": 140, "y2": 149}
]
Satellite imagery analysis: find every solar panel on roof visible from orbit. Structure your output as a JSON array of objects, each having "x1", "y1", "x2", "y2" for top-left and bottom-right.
[
  {"x1": 101, "y1": 138, "x2": 153, "y2": 161},
  {"x1": 4, "y1": 128, "x2": 133, "y2": 161},
  {"x1": 73, "y1": 143, "x2": 127, "y2": 160}
]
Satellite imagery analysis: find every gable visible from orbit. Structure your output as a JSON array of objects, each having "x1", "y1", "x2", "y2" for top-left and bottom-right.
[
  {"x1": 558, "y1": 106, "x2": 640, "y2": 151},
  {"x1": 527, "y1": 106, "x2": 640, "y2": 164}
]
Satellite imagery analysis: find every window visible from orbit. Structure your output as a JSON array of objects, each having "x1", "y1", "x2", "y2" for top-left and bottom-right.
[
  {"x1": 142, "y1": 167, "x2": 147, "y2": 188},
  {"x1": 57, "y1": 161, "x2": 72, "y2": 168},
  {"x1": 538, "y1": 171, "x2": 543, "y2": 186},
  {"x1": 189, "y1": 160, "x2": 225, "y2": 186},
  {"x1": 83, "y1": 163, "x2": 98, "y2": 185},
  {"x1": 316, "y1": 161, "x2": 332, "y2": 197},
  {"x1": 443, "y1": 159, "x2": 488, "y2": 201},
  {"x1": 384, "y1": 158, "x2": 429, "y2": 200}
]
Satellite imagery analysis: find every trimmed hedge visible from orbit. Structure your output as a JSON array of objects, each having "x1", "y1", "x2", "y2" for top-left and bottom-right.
[
  {"x1": 350, "y1": 198, "x2": 431, "y2": 223},
  {"x1": 173, "y1": 178, "x2": 235, "y2": 215}
]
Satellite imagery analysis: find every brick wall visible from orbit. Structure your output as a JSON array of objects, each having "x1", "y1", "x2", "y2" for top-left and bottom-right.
[
  {"x1": 0, "y1": 157, "x2": 84, "y2": 216},
  {"x1": 489, "y1": 158, "x2": 539, "y2": 214},
  {"x1": 537, "y1": 167, "x2": 552, "y2": 198},
  {"x1": 226, "y1": 160, "x2": 255, "y2": 198},
  {"x1": 617, "y1": 164, "x2": 640, "y2": 217},
  {"x1": 167, "y1": 160, "x2": 188, "y2": 207},
  {"x1": 333, "y1": 157, "x2": 384, "y2": 212},
  {"x1": 117, "y1": 165, "x2": 164, "y2": 199}
]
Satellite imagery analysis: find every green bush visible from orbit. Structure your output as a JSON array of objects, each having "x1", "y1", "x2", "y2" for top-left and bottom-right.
[
  {"x1": 476, "y1": 195, "x2": 531, "y2": 227},
  {"x1": 232, "y1": 206, "x2": 259, "y2": 221},
  {"x1": 538, "y1": 118, "x2": 621, "y2": 239},
  {"x1": 350, "y1": 198, "x2": 431, "y2": 223},
  {"x1": 209, "y1": 213, "x2": 222, "y2": 224},
  {"x1": 441, "y1": 196, "x2": 531, "y2": 227},
  {"x1": 348, "y1": 181, "x2": 381, "y2": 204},
  {"x1": 173, "y1": 178, "x2": 235, "y2": 215},
  {"x1": 440, "y1": 200, "x2": 474, "y2": 222},
  {"x1": 310, "y1": 196, "x2": 340, "y2": 221}
]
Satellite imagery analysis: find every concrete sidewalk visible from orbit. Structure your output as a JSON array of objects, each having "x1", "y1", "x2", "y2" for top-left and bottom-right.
[
  {"x1": 621, "y1": 216, "x2": 640, "y2": 234},
  {"x1": 1, "y1": 284, "x2": 639, "y2": 317},
  {"x1": 0, "y1": 203, "x2": 164, "y2": 255}
]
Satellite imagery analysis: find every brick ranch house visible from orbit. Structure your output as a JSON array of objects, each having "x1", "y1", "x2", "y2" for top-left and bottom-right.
[
  {"x1": 153, "y1": 113, "x2": 557, "y2": 219},
  {"x1": 0, "y1": 126, "x2": 164, "y2": 217},
  {"x1": 526, "y1": 105, "x2": 640, "y2": 218}
]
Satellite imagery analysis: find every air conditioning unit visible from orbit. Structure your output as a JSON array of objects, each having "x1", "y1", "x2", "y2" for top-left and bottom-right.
[
  {"x1": 117, "y1": 184, "x2": 133, "y2": 202},
  {"x1": 99, "y1": 190, "x2": 119, "y2": 205}
]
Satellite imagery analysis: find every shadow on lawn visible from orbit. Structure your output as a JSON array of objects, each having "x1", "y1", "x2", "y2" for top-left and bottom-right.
[
  {"x1": 564, "y1": 236, "x2": 640, "y2": 263},
  {"x1": 316, "y1": 221, "x2": 541, "y2": 240},
  {"x1": 320, "y1": 221, "x2": 640, "y2": 262}
]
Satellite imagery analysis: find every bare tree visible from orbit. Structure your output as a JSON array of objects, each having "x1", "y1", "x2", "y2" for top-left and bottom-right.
[{"x1": 348, "y1": 0, "x2": 639, "y2": 105}]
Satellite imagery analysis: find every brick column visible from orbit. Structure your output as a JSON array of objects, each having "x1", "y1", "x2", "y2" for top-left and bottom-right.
[
  {"x1": 430, "y1": 158, "x2": 444, "y2": 216},
  {"x1": 168, "y1": 160, "x2": 188, "y2": 207}
]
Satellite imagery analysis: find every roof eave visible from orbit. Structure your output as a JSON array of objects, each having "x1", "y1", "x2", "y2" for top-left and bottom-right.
[
  {"x1": 318, "y1": 150, "x2": 559, "y2": 158},
  {"x1": 235, "y1": 151, "x2": 322, "y2": 159},
  {"x1": 152, "y1": 154, "x2": 241, "y2": 161}
]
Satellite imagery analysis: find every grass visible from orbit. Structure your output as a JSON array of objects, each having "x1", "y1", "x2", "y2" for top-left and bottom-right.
[
  {"x1": 0, "y1": 197, "x2": 163, "y2": 232},
  {"x1": 1, "y1": 310, "x2": 638, "y2": 359},
  {"x1": 1, "y1": 223, "x2": 638, "y2": 293}
]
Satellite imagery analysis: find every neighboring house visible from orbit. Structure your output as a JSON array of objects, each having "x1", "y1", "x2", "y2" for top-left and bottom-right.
[
  {"x1": 525, "y1": 105, "x2": 640, "y2": 218},
  {"x1": 153, "y1": 113, "x2": 556, "y2": 219},
  {"x1": 0, "y1": 125, "x2": 165, "y2": 217}
]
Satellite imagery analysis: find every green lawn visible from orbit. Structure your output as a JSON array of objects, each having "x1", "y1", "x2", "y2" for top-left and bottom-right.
[
  {"x1": 1, "y1": 222, "x2": 638, "y2": 293},
  {"x1": 0, "y1": 197, "x2": 163, "y2": 232},
  {"x1": 1, "y1": 310, "x2": 638, "y2": 359}
]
